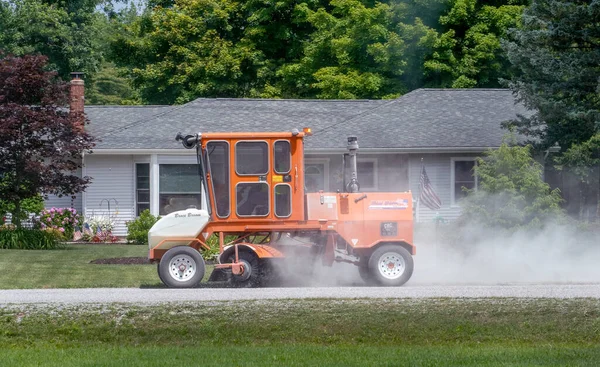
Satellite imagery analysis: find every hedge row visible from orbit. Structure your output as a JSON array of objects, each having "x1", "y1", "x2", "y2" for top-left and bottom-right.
[{"x1": 0, "y1": 228, "x2": 63, "y2": 250}]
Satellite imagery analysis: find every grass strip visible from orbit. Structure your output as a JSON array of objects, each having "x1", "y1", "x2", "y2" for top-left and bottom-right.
[
  {"x1": 3, "y1": 345, "x2": 600, "y2": 367},
  {"x1": 0, "y1": 244, "x2": 181, "y2": 288},
  {"x1": 2, "y1": 298, "x2": 600, "y2": 347}
]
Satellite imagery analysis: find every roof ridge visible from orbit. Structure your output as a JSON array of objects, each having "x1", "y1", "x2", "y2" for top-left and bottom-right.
[
  {"x1": 188, "y1": 98, "x2": 385, "y2": 103},
  {"x1": 86, "y1": 105, "x2": 171, "y2": 108},
  {"x1": 414, "y1": 88, "x2": 510, "y2": 91}
]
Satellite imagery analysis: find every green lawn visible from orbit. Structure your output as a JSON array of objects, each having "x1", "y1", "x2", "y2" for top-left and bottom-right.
[
  {"x1": 0, "y1": 244, "x2": 162, "y2": 288},
  {"x1": 2, "y1": 299, "x2": 600, "y2": 366}
]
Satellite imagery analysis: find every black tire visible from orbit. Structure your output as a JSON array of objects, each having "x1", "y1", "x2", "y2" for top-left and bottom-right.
[
  {"x1": 367, "y1": 244, "x2": 413, "y2": 286},
  {"x1": 157, "y1": 263, "x2": 165, "y2": 285},
  {"x1": 358, "y1": 266, "x2": 376, "y2": 285},
  {"x1": 228, "y1": 251, "x2": 262, "y2": 288},
  {"x1": 158, "y1": 246, "x2": 206, "y2": 288}
]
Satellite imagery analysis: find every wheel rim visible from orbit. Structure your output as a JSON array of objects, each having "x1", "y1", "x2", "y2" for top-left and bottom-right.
[
  {"x1": 377, "y1": 252, "x2": 406, "y2": 280},
  {"x1": 233, "y1": 259, "x2": 252, "y2": 282},
  {"x1": 168, "y1": 254, "x2": 197, "y2": 282}
]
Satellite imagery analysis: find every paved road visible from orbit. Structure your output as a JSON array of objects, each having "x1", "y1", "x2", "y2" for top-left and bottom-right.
[{"x1": 2, "y1": 284, "x2": 600, "y2": 306}]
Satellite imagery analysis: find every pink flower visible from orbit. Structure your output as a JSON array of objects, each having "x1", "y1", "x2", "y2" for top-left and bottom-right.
[{"x1": 59, "y1": 227, "x2": 65, "y2": 232}]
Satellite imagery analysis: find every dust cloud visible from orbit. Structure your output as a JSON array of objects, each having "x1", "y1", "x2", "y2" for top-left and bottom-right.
[
  {"x1": 411, "y1": 222, "x2": 600, "y2": 285},
  {"x1": 263, "y1": 221, "x2": 599, "y2": 287}
]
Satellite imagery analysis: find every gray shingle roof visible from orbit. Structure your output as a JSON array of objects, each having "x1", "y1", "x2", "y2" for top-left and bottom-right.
[{"x1": 86, "y1": 89, "x2": 528, "y2": 151}]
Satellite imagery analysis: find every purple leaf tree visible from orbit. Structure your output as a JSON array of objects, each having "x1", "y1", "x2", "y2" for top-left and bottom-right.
[{"x1": 0, "y1": 54, "x2": 95, "y2": 227}]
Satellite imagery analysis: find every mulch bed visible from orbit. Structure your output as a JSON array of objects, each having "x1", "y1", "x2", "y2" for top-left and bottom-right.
[{"x1": 90, "y1": 257, "x2": 152, "y2": 265}]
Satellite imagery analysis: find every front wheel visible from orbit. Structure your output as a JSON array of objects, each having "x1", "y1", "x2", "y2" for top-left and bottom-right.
[
  {"x1": 367, "y1": 244, "x2": 413, "y2": 286},
  {"x1": 158, "y1": 246, "x2": 206, "y2": 288}
]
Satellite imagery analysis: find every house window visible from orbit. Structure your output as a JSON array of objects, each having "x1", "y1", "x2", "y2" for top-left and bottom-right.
[
  {"x1": 357, "y1": 158, "x2": 378, "y2": 191},
  {"x1": 159, "y1": 164, "x2": 202, "y2": 215},
  {"x1": 452, "y1": 158, "x2": 477, "y2": 205},
  {"x1": 235, "y1": 141, "x2": 269, "y2": 175},
  {"x1": 135, "y1": 163, "x2": 150, "y2": 216},
  {"x1": 305, "y1": 159, "x2": 329, "y2": 192}
]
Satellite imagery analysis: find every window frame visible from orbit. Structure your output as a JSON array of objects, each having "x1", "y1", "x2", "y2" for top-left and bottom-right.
[
  {"x1": 274, "y1": 183, "x2": 292, "y2": 218},
  {"x1": 304, "y1": 158, "x2": 330, "y2": 192},
  {"x1": 450, "y1": 157, "x2": 478, "y2": 207},
  {"x1": 234, "y1": 140, "x2": 270, "y2": 176},
  {"x1": 134, "y1": 162, "x2": 150, "y2": 217},
  {"x1": 273, "y1": 140, "x2": 292, "y2": 175},
  {"x1": 206, "y1": 140, "x2": 231, "y2": 218},
  {"x1": 235, "y1": 181, "x2": 271, "y2": 217},
  {"x1": 158, "y1": 163, "x2": 202, "y2": 215},
  {"x1": 356, "y1": 157, "x2": 378, "y2": 191}
]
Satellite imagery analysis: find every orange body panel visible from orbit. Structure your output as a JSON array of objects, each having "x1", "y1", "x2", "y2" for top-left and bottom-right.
[{"x1": 150, "y1": 130, "x2": 414, "y2": 262}]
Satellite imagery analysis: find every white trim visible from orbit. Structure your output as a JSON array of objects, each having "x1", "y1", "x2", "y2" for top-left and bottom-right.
[
  {"x1": 82, "y1": 152, "x2": 87, "y2": 219},
  {"x1": 133, "y1": 162, "x2": 151, "y2": 217},
  {"x1": 150, "y1": 154, "x2": 159, "y2": 216},
  {"x1": 450, "y1": 157, "x2": 478, "y2": 207},
  {"x1": 305, "y1": 158, "x2": 330, "y2": 192},
  {"x1": 92, "y1": 149, "x2": 196, "y2": 155},
  {"x1": 357, "y1": 157, "x2": 378, "y2": 191}
]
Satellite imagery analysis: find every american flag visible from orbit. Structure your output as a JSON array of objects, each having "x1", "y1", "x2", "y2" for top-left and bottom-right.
[
  {"x1": 73, "y1": 226, "x2": 82, "y2": 241},
  {"x1": 419, "y1": 165, "x2": 442, "y2": 210},
  {"x1": 83, "y1": 223, "x2": 92, "y2": 236}
]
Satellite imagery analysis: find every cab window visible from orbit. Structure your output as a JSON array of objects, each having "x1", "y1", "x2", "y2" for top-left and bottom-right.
[{"x1": 236, "y1": 141, "x2": 268, "y2": 175}]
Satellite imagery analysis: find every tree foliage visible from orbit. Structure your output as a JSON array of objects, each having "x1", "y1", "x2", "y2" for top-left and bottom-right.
[
  {"x1": 110, "y1": 0, "x2": 528, "y2": 103},
  {"x1": 0, "y1": 0, "x2": 104, "y2": 81},
  {"x1": 503, "y1": 0, "x2": 600, "y2": 221},
  {"x1": 503, "y1": 0, "x2": 599, "y2": 152},
  {"x1": 0, "y1": 54, "x2": 95, "y2": 227},
  {"x1": 425, "y1": 0, "x2": 529, "y2": 88},
  {"x1": 460, "y1": 137, "x2": 564, "y2": 229}
]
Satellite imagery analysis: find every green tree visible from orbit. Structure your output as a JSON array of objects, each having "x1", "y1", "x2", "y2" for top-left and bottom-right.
[
  {"x1": 278, "y1": 0, "x2": 410, "y2": 99},
  {"x1": 424, "y1": 0, "x2": 529, "y2": 88},
  {"x1": 87, "y1": 62, "x2": 140, "y2": 105},
  {"x1": 111, "y1": 0, "x2": 262, "y2": 104},
  {"x1": 460, "y1": 137, "x2": 564, "y2": 229},
  {"x1": 503, "y1": 0, "x2": 600, "y2": 221},
  {"x1": 0, "y1": 0, "x2": 104, "y2": 82}
]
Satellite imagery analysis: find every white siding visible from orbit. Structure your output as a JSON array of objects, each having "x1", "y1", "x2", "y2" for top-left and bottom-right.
[
  {"x1": 84, "y1": 155, "x2": 135, "y2": 236},
  {"x1": 409, "y1": 153, "x2": 479, "y2": 223},
  {"x1": 45, "y1": 194, "x2": 82, "y2": 213}
]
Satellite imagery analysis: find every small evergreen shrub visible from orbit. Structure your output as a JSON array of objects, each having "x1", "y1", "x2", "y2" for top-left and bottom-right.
[
  {"x1": 0, "y1": 228, "x2": 62, "y2": 249},
  {"x1": 126, "y1": 210, "x2": 159, "y2": 245}
]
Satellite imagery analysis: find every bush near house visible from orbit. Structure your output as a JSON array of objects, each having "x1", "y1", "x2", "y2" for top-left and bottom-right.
[
  {"x1": 459, "y1": 138, "x2": 565, "y2": 230},
  {"x1": 0, "y1": 227, "x2": 62, "y2": 249},
  {"x1": 126, "y1": 210, "x2": 159, "y2": 245}
]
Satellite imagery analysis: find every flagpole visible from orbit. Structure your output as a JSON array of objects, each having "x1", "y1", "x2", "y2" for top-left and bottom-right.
[{"x1": 416, "y1": 158, "x2": 423, "y2": 224}]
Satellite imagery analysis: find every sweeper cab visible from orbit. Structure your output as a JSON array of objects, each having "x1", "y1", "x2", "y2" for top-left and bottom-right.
[{"x1": 148, "y1": 129, "x2": 415, "y2": 287}]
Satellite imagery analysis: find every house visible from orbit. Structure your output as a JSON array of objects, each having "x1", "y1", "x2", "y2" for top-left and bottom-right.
[{"x1": 46, "y1": 78, "x2": 531, "y2": 236}]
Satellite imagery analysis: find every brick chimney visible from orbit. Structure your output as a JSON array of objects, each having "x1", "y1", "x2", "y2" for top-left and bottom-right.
[{"x1": 70, "y1": 72, "x2": 85, "y2": 115}]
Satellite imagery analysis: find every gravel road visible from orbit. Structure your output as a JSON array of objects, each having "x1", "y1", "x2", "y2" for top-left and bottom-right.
[{"x1": 2, "y1": 284, "x2": 600, "y2": 306}]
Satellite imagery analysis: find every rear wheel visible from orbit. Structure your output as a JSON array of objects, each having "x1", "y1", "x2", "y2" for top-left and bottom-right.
[
  {"x1": 358, "y1": 266, "x2": 376, "y2": 285},
  {"x1": 367, "y1": 244, "x2": 413, "y2": 286},
  {"x1": 158, "y1": 246, "x2": 206, "y2": 288}
]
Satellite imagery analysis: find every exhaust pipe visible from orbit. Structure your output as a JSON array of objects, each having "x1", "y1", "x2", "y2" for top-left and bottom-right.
[{"x1": 346, "y1": 136, "x2": 359, "y2": 193}]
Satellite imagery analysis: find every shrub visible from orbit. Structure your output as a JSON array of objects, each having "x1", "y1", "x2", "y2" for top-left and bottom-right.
[
  {"x1": 0, "y1": 228, "x2": 62, "y2": 249},
  {"x1": 37, "y1": 207, "x2": 83, "y2": 240},
  {"x1": 126, "y1": 210, "x2": 159, "y2": 245},
  {"x1": 460, "y1": 138, "x2": 564, "y2": 230}
]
